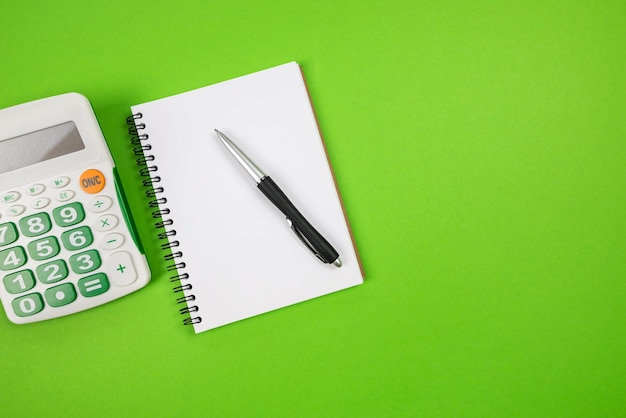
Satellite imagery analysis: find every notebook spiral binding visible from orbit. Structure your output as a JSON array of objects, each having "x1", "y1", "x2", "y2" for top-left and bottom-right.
[{"x1": 126, "y1": 113, "x2": 201, "y2": 326}]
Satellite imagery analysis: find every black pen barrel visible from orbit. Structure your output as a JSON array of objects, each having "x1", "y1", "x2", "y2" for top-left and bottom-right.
[{"x1": 257, "y1": 176, "x2": 339, "y2": 264}]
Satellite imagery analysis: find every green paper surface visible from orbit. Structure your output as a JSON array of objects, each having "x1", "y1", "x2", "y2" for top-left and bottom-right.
[{"x1": 1, "y1": 1, "x2": 625, "y2": 417}]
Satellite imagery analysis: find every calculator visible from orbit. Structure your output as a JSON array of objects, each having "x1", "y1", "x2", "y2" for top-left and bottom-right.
[{"x1": 0, "y1": 93, "x2": 151, "y2": 324}]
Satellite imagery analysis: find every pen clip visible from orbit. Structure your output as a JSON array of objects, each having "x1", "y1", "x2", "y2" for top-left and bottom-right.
[{"x1": 287, "y1": 218, "x2": 326, "y2": 263}]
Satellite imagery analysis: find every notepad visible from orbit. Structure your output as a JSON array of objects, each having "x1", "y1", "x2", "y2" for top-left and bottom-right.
[{"x1": 129, "y1": 62, "x2": 363, "y2": 333}]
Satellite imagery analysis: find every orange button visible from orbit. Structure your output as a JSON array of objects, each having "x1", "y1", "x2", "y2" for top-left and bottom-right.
[{"x1": 80, "y1": 169, "x2": 106, "y2": 194}]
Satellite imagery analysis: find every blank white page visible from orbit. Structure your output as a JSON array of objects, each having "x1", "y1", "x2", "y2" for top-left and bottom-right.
[{"x1": 131, "y1": 62, "x2": 363, "y2": 333}]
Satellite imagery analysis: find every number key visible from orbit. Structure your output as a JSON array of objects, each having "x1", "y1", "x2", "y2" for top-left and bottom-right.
[
  {"x1": 12, "y1": 293, "x2": 44, "y2": 317},
  {"x1": 69, "y1": 250, "x2": 101, "y2": 274},
  {"x1": 0, "y1": 246, "x2": 27, "y2": 271},
  {"x1": 52, "y1": 202, "x2": 85, "y2": 227},
  {"x1": 27, "y1": 236, "x2": 60, "y2": 261},
  {"x1": 0, "y1": 222, "x2": 18, "y2": 247},
  {"x1": 61, "y1": 226, "x2": 93, "y2": 251},
  {"x1": 19, "y1": 213, "x2": 52, "y2": 237},
  {"x1": 3, "y1": 270, "x2": 36, "y2": 294},
  {"x1": 36, "y1": 259, "x2": 69, "y2": 284}
]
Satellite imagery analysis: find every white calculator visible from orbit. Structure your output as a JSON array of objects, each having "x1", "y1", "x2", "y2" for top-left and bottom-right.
[{"x1": 0, "y1": 93, "x2": 151, "y2": 324}]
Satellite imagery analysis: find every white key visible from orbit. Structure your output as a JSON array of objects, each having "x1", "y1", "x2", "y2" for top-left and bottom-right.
[
  {"x1": 56, "y1": 190, "x2": 75, "y2": 202},
  {"x1": 7, "y1": 205, "x2": 26, "y2": 217},
  {"x1": 94, "y1": 214, "x2": 118, "y2": 232},
  {"x1": 51, "y1": 176, "x2": 70, "y2": 188},
  {"x1": 31, "y1": 197, "x2": 50, "y2": 209},
  {"x1": 26, "y1": 184, "x2": 45, "y2": 196},
  {"x1": 106, "y1": 252, "x2": 137, "y2": 287},
  {"x1": 100, "y1": 233, "x2": 125, "y2": 250},
  {"x1": 87, "y1": 195, "x2": 112, "y2": 213},
  {"x1": 2, "y1": 191, "x2": 20, "y2": 204}
]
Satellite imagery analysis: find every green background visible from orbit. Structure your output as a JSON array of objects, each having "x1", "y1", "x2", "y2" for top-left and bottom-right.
[{"x1": 1, "y1": 1, "x2": 625, "y2": 416}]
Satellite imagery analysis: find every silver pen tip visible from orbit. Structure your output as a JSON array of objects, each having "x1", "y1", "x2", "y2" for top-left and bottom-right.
[{"x1": 333, "y1": 257, "x2": 343, "y2": 268}]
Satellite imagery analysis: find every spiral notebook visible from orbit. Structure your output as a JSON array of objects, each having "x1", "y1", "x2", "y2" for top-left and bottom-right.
[{"x1": 127, "y1": 62, "x2": 364, "y2": 333}]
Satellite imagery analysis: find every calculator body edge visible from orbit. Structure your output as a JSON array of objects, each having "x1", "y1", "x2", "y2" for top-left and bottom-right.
[{"x1": 0, "y1": 93, "x2": 151, "y2": 324}]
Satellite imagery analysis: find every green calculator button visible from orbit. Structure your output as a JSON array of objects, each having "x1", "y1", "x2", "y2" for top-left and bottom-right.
[
  {"x1": 52, "y1": 202, "x2": 85, "y2": 228},
  {"x1": 0, "y1": 246, "x2": 27, "y2": 271},
  {"x1": 44, "y1": 283, "x2": 77, "y2": 307},
  {"x1": 36, "y1": 260, "x2": 69, "y2": 284},
  {"x1": 19, "y1": 213, "x2": 52, "y2": 237},
  {"x1": 69, "y1": 250, "x2": 101, "y2": 274},
  {"x1": 0, "y1": 222, "x2": 18, "y2": 247},
  {"x1": 12, "y1": 293, "x2": 44, "y2": 317},
  {"x1": 61, "y1": 226, "x2": 93, "y2": 251},
  {"x1": 3, "y1": 270, "x2": 36, "y2": 294},
  {"x1": 77, "y1": 273, "x2": 110, "y2": 297},
  {"x1": 27, "y1": 236, "x2": 60, "y2": 261}
]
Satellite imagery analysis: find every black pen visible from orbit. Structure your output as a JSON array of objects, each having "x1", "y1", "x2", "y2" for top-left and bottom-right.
[{"x1": 214, "y1": 129, "x2": 342, "y2": 267}]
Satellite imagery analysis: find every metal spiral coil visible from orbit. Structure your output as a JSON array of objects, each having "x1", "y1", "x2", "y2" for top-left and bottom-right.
[{"x1": 127, "y1": 113, "x2": 200, "y2": 326}]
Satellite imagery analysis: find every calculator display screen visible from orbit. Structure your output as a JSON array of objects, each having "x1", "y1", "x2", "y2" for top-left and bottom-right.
[{"x1": 0, "y1": 121, "x2": 85, "y2": 175}]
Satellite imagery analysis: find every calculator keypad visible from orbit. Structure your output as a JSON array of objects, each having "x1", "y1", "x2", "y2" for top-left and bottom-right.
[{"x1": 0, "y1": 168, "x2": 148, "y2": 322}]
